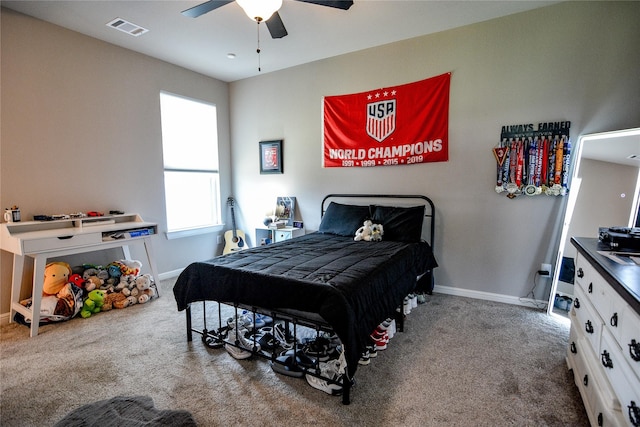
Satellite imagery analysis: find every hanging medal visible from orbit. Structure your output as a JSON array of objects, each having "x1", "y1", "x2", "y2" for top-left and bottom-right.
[
  {"x1": 493, "y1": 139, "x2": 508, "y2": 193},
  {"x1": 561, "y1": 137, "x2": 571, "y2": 196},
  {"x1": 506, "y1": 139, "x2": 519, "y2": 197},
  {"x1": 524, "y1": 137, "x2": 537, "y2": 196}
]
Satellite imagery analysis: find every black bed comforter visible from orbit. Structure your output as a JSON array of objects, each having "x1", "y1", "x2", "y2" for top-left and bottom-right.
[{"x1": 173, "y1": 232, "x2": 437, "y2": 377}]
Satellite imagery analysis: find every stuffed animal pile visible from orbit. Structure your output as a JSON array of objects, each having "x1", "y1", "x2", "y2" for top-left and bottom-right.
[
  {"x1": 354, "y1": 220, "x2": 384, "y2": 242},
  {"x1": 76, "y1": 260, "x2": 156, "y2": 317},
  {"x1": 19, "y1": 259, "x2": 157, "y2": 324}
]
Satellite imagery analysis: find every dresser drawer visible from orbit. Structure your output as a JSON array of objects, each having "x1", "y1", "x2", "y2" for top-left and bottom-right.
[
  {"x1": 575, "y1": 253, "x2": 599, "y2": 295},
  {"x1": 601, "y1": 328, "x2": 640, "y2": 427},
  {"x1": 274, "y1": 229, "x2": 293, "y2": 242},
  {"x1": 570, "y1": 335, "x2": 626, "y2": 426},
  {"x1": 619, "y1": 303, "x2": 640, "y2": 382},
  {"x1": 573, "y1": 285, "x2": 603, "y2": 355},
  {"x1": 23, "y1": 233, "x2": 102, "y2": 253},
  {"x1": 576, "y1": 254, "x2": 612, "y2": 319}
]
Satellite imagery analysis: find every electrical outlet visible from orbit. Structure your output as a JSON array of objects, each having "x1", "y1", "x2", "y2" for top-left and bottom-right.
[{"x1": 540, "y1": 263, "x2": 552, "y2": 275}]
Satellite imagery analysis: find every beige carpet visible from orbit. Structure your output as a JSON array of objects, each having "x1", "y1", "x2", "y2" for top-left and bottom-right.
[{"x1": 0, "y1": 278, "x2": 588, "y2": 426}]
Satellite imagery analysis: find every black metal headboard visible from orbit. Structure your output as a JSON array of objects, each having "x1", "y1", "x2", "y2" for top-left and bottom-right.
[{"x1": 321, "y1": 194, "x2": 436, "y2": 251}]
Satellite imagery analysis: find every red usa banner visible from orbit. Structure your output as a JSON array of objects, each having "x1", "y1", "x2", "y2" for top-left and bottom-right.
[{"x1": 323, "y1": 73, "x2": 450, "y2": 167}]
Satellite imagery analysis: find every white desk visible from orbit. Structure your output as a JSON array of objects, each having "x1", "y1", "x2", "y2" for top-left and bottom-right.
[{"x1": 1, "y1": 214, "x2": 159, "y2": 337}]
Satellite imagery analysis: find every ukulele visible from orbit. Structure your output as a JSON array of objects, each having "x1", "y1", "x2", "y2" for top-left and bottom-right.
[{"x1": 223, "y1": 197, "x2": 247, "y2": 254}]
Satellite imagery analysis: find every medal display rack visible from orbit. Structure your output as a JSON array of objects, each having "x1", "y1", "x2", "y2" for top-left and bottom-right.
[{"x1": 493, "y1": 121, "x2": 571, "y2": 199}]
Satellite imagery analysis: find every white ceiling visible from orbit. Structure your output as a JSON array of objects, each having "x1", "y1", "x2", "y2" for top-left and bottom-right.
[
  {"x1": 581, "y1": 129, "x2": 640, "y2": 168},
  {"x1": 2, "y1": 0, "x2": 560, "y2": 82}
]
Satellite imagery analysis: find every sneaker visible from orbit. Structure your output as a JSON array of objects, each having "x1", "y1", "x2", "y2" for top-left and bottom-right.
[
  {"x1": 224, "y1": 328, "x2": 261, "y2": 359},
  {"x1": 305, "y1": 359, "x2": 344, "y2": 395},
  {"x1": 403, "y1": 297, "x2": 411, "y2": 315},
  {"x1": 365, "y1": 344, "x2": 377, "y2": 358},
  {"x1": 273, "y1": 323, "x2": 295, "y2": 350},
  {"x1": 370, "y1": 330, "x2": 389, "y2": 350},
  {"x1": 302, "y1": 336, "x2": 332, "y2": 361},
  {"x1": 409, "y1": 293, "x2": 418, "y2": 309},
  {"x1": 224, "y1": 343, "x2": 253, "y2": 359},
  {"x1": 227, "y1": 314, "x2": 253, "y2": 330},
  {"x1": 271, "y1": 354, "x2": 305, "y2": 378},
  {"x1": 358, "y1": 349, "x2": 371, "y2": 365},
  {"x1": 281, "y1": 349, "x2": 317, "y2": 369},
  {"x1": 241, "y1": 310, "x2": 273, "y2": 328}
]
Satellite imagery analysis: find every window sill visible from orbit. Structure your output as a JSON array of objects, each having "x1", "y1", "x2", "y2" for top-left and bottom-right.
[{"x1": 165, "y1": 224, "x2": 223, "y2": 240}]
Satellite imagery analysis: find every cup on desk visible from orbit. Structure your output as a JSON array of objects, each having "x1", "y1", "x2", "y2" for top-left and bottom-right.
[{"x1": 4, "y1": 208, "x2": 21, "y2": 222}]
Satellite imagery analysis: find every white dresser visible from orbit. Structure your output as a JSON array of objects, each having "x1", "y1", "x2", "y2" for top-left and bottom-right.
[
  {"x1": 568, "y1": 237, "x2": 640, "y2": 426},
  {"x1": 1, "y1": 214, "x2": 159, "y2": 337}
]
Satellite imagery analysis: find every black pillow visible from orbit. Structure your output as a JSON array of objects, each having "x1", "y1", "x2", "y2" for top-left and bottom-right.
[
  {"x1": 370, "y1": 205, "x2": 425, "y2": 242},
  {"x1": 318, "y1": 202, "x2": 371, "y2": 236}
]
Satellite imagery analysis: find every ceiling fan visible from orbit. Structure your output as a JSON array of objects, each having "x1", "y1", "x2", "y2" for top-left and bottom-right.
[{"x1": 181, "y1": 0, "x2": 354, "y2": 39}]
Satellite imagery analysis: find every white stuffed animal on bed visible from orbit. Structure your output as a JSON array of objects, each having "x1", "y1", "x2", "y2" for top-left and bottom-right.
[{"x1": 354, "y1": 220, "x2": 384, "y2": 241}]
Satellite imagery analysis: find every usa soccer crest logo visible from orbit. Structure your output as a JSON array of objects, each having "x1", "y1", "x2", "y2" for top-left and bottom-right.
[{"x1": 366, "y1": 99, "x2": 396, "y2": 142}]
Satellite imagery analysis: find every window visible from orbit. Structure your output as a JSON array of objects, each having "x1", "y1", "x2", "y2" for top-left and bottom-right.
[{"x1": 160, "y1": 92, "x2": 221, "y2": 238}]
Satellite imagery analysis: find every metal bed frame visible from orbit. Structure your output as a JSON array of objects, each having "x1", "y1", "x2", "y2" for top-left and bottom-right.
[{"x1": 182, "y1": 194, "x2": 436, "y2": 404}]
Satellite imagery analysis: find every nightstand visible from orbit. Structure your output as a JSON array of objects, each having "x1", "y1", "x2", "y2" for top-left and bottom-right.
[{"x1": 256, "y1": 226, "x2": 304, "y2": 245}]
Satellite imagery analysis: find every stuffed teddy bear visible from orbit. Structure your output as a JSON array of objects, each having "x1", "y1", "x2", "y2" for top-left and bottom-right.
[
  {"x1": 354, "y1": 220, "x2": 373, "y2": 241},
  {"x1": 101, "y1": 291, "x2": 130, "y2": 311},
  {"x1": 80, "y1": 289, "x2": 105, "y2": 318},
  {"x1": 84, "y1": 275, "x2": 103, "y2": 292},
  {"x1": 43, "y1": 262, "x2": 73, "y2": 296},
  {"x1": 116, "y1": 274, "x2": 137, "y2": 294},
  {"x1": 134, "y1": 274, "x2": 156, "y2": 304}
]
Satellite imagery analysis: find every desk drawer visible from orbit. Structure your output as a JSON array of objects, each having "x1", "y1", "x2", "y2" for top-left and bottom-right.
[{"x1": 23, "y1": 233, "x2": 101, "y2": 253}]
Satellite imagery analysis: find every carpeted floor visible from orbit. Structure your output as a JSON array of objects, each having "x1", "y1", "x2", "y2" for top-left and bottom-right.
[{"x1": 0, "y1": 278, "x2": 588, "y2": 426}]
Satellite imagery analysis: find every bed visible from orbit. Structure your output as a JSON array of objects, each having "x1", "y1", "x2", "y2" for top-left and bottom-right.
[{"x1": 173, "y1": 194, "x2": 438, "y2": 404}]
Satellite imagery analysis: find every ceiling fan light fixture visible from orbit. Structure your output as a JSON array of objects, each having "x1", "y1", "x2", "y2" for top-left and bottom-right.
[{"x1": 236, "y1": 0, "x2": 282, "y2": 22}]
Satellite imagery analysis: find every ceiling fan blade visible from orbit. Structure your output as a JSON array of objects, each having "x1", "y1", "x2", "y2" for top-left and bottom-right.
[
  {"x1": 294, "y1": 0, "x2": 354, "y2": 10},
  {"x1": 181, "y1": 0, "x2": 233, "y2": 18},
  {"x1": 266, "y1": 11, "x2": 288, "y2": 39}
]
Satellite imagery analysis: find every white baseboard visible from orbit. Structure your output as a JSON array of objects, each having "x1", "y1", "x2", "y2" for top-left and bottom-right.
[
  {"x1": 433, "y1": 285, "x2": 548, "y2": 310},
  {"x1": 157, "y1": 268, "x2": 183, "y2": 281}
]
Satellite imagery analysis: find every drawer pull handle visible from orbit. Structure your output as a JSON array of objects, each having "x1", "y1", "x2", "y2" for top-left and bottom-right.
[
  {"x1": 601, "y1": 350, "x2": 613, "y2": 369},
  {"x1": 57, "y1": 235, "x2": 73, "y2": 240},
  {"x1": 629, "y1": 401, "x2": 639, "y2": 427},
  {"x1": 577, "y1": 267, "x2": 584, "y2": 278},
  {"x1": 630, "y1": 339, "x2": 640, "y2": 362},
  {"x1": 574, "y1": 298, "x2": 580, "y2": 309},
  {"x1": 610, "y1": 312, "x2": 618, "y2": 327},
  {"x1": 570, "y1": 342, "x2": 577, "y2": 354},
  {"x1": 585, "y1": 320, "x2": 594, "y2": 334},
  {"x1": 588, "y1": 283, "x2": 593, "y2": 293},
  {"x1": 583, "y1": 374, "x2": 588, "y2": 386}
]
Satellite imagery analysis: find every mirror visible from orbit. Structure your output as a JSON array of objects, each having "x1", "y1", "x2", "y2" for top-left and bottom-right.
[{"x1": 548, "y1": 127, "x2": 640, "y2": 317}]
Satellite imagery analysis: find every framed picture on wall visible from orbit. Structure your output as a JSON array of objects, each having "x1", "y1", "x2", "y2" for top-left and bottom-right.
[{"x1": 259, "y1": 140, "x2": 283, "y2": 174}]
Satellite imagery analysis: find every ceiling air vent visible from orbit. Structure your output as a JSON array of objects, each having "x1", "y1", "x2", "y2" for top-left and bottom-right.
[{"x1": 106, "y1": 18, "x2": 149, "y2": 37}]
